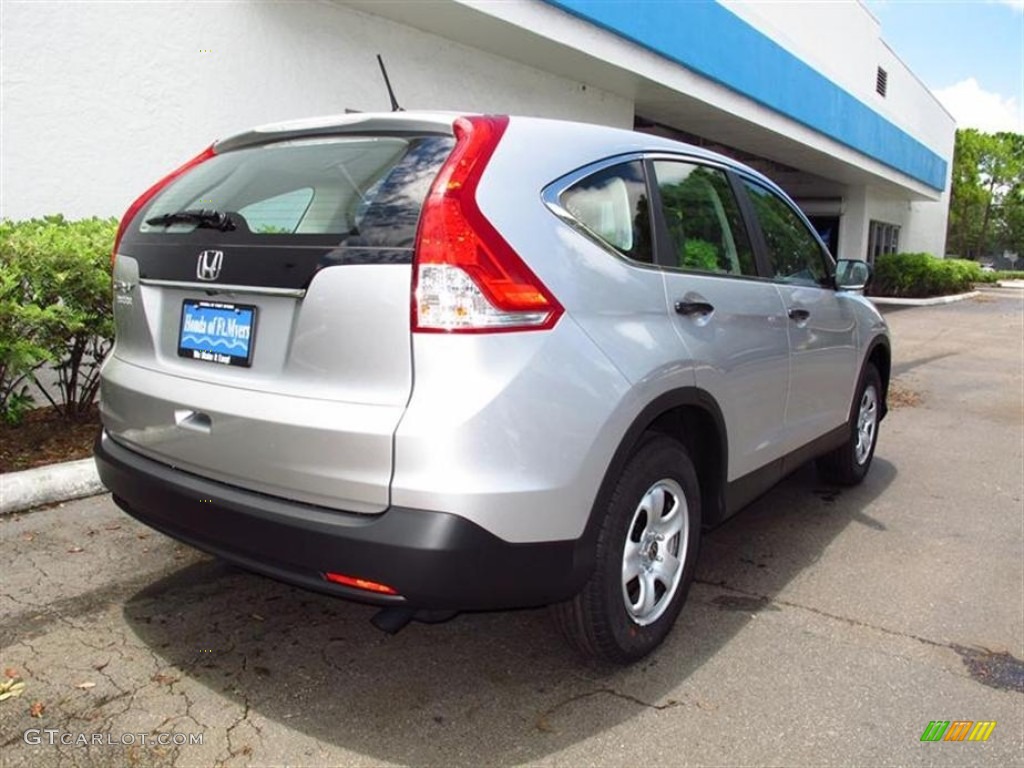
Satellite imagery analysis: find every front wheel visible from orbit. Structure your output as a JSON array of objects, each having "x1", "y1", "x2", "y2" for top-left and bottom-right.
[
  {"x1": 817, "y1": 363, "x2": 882, "y2": 485},
  {"x1": 551, "y1": 434, "x2": 701, "y2": 663}
]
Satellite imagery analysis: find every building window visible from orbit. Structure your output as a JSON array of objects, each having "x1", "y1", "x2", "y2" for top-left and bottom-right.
[
  {"x1": 867, "y1": 220, "x2": 900, "y2": 263},
  {"x1": 876, "y1": 67, "x2": 888, "y2": 97}
]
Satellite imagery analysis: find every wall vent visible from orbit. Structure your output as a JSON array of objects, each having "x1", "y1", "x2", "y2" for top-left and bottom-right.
[{"x1": 876, "y1": 67, "x2": 888, "y2": 97}]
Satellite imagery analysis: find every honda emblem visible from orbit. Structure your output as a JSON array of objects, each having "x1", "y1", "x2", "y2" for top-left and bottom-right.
[{"x1": 196, "y1": 250, "x2": 224, "y2": 281}]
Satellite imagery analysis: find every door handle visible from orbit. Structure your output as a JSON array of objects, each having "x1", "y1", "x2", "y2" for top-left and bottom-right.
[
  {"x1": 788, "y1": 308, "x2": 810, "y2": 322},
  {"x1": 675, "y1": 301, "x2": 714, "y2": 316}
]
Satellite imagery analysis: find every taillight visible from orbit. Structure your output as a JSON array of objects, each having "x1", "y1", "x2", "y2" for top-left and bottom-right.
[
  {"x1": 111, "y1": 144, "x2": 217, "y2": 266},
  {"x1": 412, "y1": 116, "x2": 563, "y2": 333},
  {"x1": 323, "y1": 572, "x2": 398, "y2": 596}
]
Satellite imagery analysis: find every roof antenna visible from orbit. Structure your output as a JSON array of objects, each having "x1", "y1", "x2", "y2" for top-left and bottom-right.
[{"x1": 377, "y1": 55, "x2": 403, "y2": 112}]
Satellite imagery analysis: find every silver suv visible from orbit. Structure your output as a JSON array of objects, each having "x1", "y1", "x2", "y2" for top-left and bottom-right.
[{"x1": 96, "y1": 112, "x2": 889, "y2": 662}]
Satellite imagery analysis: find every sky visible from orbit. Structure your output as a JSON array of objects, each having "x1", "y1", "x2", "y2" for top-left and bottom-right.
[{"x1": 864, "y1": 0, "x2": 1024, "y2": 133}]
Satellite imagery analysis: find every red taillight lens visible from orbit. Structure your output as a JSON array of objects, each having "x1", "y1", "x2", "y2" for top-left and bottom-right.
[
  {"x1": 323, "y1": 572, "x2": 399, "y2": 596},
  {"x1": 111, "y1": 144, "x2": 217, "y2": 266},
  {"x1": 412, "y1": 116, "x2": 562, "y2": 333}
]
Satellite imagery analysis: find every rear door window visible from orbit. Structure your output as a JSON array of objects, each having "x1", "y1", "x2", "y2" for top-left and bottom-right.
[{"x1": 651, "y1": 161, "x2": 757, "y2": 277}]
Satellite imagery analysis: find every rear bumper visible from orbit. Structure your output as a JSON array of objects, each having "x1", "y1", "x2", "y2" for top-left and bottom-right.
[{"x1": 94, "y1": 432, "x2": 591, "y2": 610}]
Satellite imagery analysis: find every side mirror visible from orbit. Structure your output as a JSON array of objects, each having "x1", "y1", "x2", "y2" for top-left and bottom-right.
[{"x1": 834, "y1": 259, "x2": 872, "y2": 292}]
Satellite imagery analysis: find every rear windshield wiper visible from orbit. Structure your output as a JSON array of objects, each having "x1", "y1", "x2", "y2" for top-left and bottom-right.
[{"x1": 145, "y1": 209, "x2": 237, "y2": 231}]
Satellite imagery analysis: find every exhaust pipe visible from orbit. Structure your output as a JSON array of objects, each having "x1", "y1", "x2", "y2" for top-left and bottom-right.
[
  {"x1": 371, "y1": 607, "x2": 415, "y2": 634},
  {"x1": 370, "y1": 607, "x2": 458, "y2": 634}
]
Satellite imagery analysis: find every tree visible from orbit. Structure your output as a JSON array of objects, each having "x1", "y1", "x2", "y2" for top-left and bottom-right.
[
  {"x1": 991, "y1": 134, "x2": 1024, "y2": 256},
  {"x1": 948, "y1": 129, "x2": 987, "y2": 258},
  {"x1": 998, "y1": 187, "x2": 1024, "y2": 256},
  {"x1": 946, "y1": 129, "x2": 1024, "y2": 259}
]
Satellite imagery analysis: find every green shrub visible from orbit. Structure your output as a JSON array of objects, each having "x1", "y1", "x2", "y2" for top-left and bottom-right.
[
  {"x1": 974, "y1": 270, "x2": 1024, "y2": 283},
  {"x1": 0, "y1": 245, "x2": 56, "y2": 424},
  {"x1": 871, "y1": 253, "x2": 983, "y2": 298},
  {"x1": 0, "y1": 215, "x2": 116, "y2": 423}
]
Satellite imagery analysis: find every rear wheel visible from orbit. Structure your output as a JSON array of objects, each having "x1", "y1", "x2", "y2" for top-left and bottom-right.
[
  {"x1": 817, "y1": 363, "x2": 882, "y2": 485},
  {"x1": 552, "y1": 434, "x2": 701, "y2": 663}
]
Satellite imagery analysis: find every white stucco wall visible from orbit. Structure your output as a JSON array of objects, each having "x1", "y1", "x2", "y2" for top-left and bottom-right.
[
  {"x1": 0, "y1": 0, "x2": 632, "y2": 221},
  {"x1": 722, "y1": 0, "x2": 955, "y2": 164},
  {"x1": 835, "y1": 187, "x2": 866, "y2": 264},
  {"x1": 836, "y1": 186, "x2": 950, "y2": 262},
  {"x1": 901, "y1": 195, "x2": 952, "y2": 257}
]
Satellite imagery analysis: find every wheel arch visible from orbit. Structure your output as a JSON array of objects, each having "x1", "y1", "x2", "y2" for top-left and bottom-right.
[
  {"x1": 864, "y1": 335, "x2": 891, "y2": 420},
  {"x1": 572, "y1": 388, "x2": 729, "y2": 579}
]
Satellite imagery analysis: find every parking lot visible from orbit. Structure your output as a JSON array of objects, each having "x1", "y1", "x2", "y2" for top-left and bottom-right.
[{"x1": 1, "y1": 288, "x2": 1022, "y2": 767}]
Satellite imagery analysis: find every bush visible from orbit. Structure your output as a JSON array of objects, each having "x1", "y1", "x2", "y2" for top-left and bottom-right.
[
  {"x1": 974, "y1": 270, "x2": 1024, "y2": 283},
  {"x1": 0, "y1": 216, "x2": 116, "y2": 423},
  {"x1": 871, "y1": 253, "x2": 983, "y2": 298},
  {"x1": 0, "y1": 249, "x2": 56, "y2": 424}
]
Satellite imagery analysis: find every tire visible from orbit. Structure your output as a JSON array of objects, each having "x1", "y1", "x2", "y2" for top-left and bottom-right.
[
  {"x1": 816, "y1": 363, "x2": 882, "y2": 486},
  {"x1": 551, "y1": 433, "x2": 701, "y2": 664}
]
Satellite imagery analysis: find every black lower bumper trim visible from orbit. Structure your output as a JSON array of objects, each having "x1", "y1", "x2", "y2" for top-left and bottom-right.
[{"x1": 94, "y1": 433, "x2": 591, "y2": 610}]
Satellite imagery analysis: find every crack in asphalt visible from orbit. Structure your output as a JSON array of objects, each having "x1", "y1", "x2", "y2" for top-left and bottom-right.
[
  {"x1": 0, "y1": 566, "x2": 197, "y2": 647},
  {"x1": 0, "y1": 587, "x2": 43, "y2": 611},
  {"x1": 213, "y1": 652, "x2": 266, "y2": 767},
  {"x1": 693, "y1": 578, "x2": 1024, "y2": 692},
  {"x1": 694, "y1": 578, "x2": 952, "y2": 650},
  {"x1": 535, "y1": 686, "x2": 686, "y2": 733}
]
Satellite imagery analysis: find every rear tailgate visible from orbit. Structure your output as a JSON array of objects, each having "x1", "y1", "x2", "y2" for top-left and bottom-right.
[{"x1": 102, "y1": 130, "x2": 454, "y2": 512}]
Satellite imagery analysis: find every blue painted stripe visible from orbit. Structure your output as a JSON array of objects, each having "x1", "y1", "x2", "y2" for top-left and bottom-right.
[{"x1": 543, "y1": 0, "x2": 947, "y2": 191}]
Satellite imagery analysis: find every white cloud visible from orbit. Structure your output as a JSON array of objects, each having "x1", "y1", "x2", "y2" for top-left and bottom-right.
[
  {"x1": 933, "y1": 78, "x2": 1024, "y2": 133},
  {"x1": 993, "y1": 0, "x2": 1024, "y2": 11}
]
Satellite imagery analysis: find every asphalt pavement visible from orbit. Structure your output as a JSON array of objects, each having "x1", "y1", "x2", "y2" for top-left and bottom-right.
[{"x1": 1, "y1": 288, "x2": 1021, "y2": 767}]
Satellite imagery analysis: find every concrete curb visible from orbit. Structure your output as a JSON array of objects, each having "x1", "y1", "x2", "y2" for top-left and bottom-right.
[
  {"x1": 869, "y1": 290, "x2": 979, "y2": 307},
  {"x1": 996, "y1": 280, "x2": 1024, "y2": 289},
  {"x1": 0, "y1": 458, "x2": 105, "y2": 516}
]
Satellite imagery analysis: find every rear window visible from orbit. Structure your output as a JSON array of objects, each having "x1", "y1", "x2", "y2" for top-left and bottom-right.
[{"x1": 137, "y1": 135, "x2": 454, "y2": 248}]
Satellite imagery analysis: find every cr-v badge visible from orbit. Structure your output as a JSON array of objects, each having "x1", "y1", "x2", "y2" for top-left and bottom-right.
[
  {"x1": 196, "y1": 250, "x2": 224, "y2": 281},
  {"x1": 113, "y1": 279, "x2": 135, "y2": 307}
]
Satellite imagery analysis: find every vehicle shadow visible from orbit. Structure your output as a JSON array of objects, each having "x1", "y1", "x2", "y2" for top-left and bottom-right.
[{"x1": 123, "y1": 458, "x2": 896, "y2": 766}]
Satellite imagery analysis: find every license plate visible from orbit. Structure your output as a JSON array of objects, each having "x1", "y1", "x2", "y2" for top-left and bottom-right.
[{"x1": 178, "y1": 300, "x2": 256, "y2": 367}]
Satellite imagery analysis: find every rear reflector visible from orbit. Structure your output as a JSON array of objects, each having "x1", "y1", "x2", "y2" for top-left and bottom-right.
[
  {"x1": 111, "y1": 144, "x2": 217, "y2": 265},
  {"x1": 412, "y1": 115, "x2": 562, "y2": 333},
  {"x1": 324, "y1": 572, "x2": 399, "y2": 596}
]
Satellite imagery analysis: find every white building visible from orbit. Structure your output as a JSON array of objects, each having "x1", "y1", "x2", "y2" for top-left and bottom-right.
[{"x1": 1, "y1": 0, "x2": 955, "y2": 261}]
